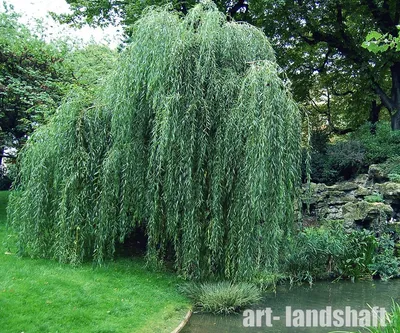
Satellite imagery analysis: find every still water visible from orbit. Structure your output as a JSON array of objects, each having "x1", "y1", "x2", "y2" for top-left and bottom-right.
[{"x1": 182, "y1": 279, "x2": 400, "y2": 333}]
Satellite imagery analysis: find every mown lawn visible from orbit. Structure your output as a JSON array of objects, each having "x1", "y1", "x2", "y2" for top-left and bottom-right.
[{"x1": 0, "y1": 191, "x2": 189, "y2": 333}]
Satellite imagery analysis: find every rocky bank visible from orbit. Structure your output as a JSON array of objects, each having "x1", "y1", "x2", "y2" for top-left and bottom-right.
[{"x1": 303, "y1": 164, "x2": 400, "y2": 231}]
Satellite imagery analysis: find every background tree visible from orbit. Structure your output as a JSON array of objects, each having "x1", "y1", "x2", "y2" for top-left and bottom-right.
[
  {"x1": 0, "y1": 9, "x2": 72, "y2": 163},
  {"x1": 64, "y1": 43, "x2": 117, "y2": 97},
  {"x1": 0, "y1": 6, "x2": 116, "y2": 190},
  {"x1": 258, "y1": 0, "x2": 400, "y2": 131},
  {"x1": 54, "y1": 0, "x2": 400, "y2": 131},
  {"x1": 9, "y1": 3, "x2": 303, "y2": 281},
  {"x1": 50, "y1": 0, "x2": 250, "y2": 35}
]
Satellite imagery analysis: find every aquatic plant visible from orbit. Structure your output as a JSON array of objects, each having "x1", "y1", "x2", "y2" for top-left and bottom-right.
[
  {"x1": 369, "y1": 234, "x2": 400, "y2": 281},
  {"x1": 284, "y1": 225, "x2": 380, "y2": 283},
  {"x1": 355, "y1": 302, "x2": 400, "y2": 333},
  {"x1": 180, "y1": 281, "x2": 261, "y2": 314}
]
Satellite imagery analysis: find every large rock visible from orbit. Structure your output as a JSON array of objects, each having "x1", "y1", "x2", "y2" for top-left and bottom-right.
[
  {"x1": 318, "y1": 205, "x2": 344, "y2": 220},
  {"x1": 375, "y1": 182, "x2": 400, "y2": 200},
  {"x1": 302, "y1": 174, "x2": 400, "y2": 225},
  {"x1": 302, "y1": 183, "x2": 327, "y2": 204},
  {"x1": 342, "y1": 201, "x2": 393, "y2": 228},
  {"x1": 368, "y1": 164, "x2": 389, "y2": 183},
  {"x1": 354, "y1": 187, "x2": 372, "y2": 197},
  {"x1": 354, "y1": 174, "x2": 369, "y2": 186},
  {"x1": 325, "y1": 191, "x2": 354, "y2": 205},
  {"x1": 327, "y1": 182, "x2": 359, "y2": 192}
]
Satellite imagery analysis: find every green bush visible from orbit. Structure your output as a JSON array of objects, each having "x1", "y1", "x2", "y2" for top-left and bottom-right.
[
  {"x1": 388, "y1": 174, "x2": 400, "y2": 183},
  {"x1": 369, "y1": 235, "x2": 400, "y2": 281},
  {"x1": 309, "y1": 140, "x2": 366, "y2": 184},
  {"x1": 180, "y1": 282, "x2": 262, "y2": 314},
  {"x1": 310, "y1": 128, "x2": 330, "y2": 154},
  {"x1": 284, "y1": 224, "x2": 347, "y2": 282},
  {"x1": 307, "y1": 121, "x2": 400, "y2": 185},
  {"x1": 250, "y1": 272, "x2": 286, "y2": 292},
  {"x1": 285, "y1": 225, "x2": 379, "y2": 282},
  {"x1": 352, "y1": 122, "x2": 400, "y2": 164},
  {"x1": 326, "y1": 140, "x2": 366, "y2": 179},
  {"x1": 381, "y1": 156, "x2": 400, "y2": 175},
  {"x1": 338, "y1": 229, "x2": 377, "y2": 280},
  {"x1": 308, "y1": 151, "x2": 338, "y2": 184}
]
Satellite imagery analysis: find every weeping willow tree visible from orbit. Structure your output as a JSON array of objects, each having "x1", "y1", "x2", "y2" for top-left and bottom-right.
[{"x1": 8, "y1": 2, "x2": 302, "y2": 280}]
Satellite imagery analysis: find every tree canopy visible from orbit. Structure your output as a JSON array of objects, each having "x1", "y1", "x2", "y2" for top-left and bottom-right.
[
  {"x1": 0, "y1": 9, "x2": 72, "y2": 162},
  {"x1": 0, "y1": 6, "x2": 118, "y2": 172},
  {"x1": 259, "y1": 0, "x2": 400, "y2": 131},
  {"x1": 54, "y1": 0, "x2": 400, "y2": 131},
  {"x1": 9, "y1": 3, "x2": 302, "y2": 280}
]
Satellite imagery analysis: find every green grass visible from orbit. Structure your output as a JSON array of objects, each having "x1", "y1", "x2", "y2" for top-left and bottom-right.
[{"x1": 0, "y1": 191, "x2": 189, "y2": 333}]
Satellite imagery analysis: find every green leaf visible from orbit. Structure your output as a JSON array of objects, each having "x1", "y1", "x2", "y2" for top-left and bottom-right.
[{"x1": 365, "y1": 31, "x2": 382, "y2": 42}]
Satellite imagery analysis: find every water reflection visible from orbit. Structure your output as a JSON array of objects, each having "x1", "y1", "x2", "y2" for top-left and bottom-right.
[{"x1": 182, "y1": 279, "x2": 400, "y2": 333}]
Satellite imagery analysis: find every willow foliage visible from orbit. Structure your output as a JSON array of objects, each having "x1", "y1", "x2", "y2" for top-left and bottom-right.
[{"x1": 9, "y1": 2, "x2": 302, "y2": 280}]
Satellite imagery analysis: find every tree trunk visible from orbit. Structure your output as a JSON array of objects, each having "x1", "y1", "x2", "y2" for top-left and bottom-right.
[
  {"x1": 390, "y1": 62, "x2": 400, "y2": 130},
  {"x1": 392, "y1": 109, "x2": 400, "y2": 130},
  {"x1": 373, "y1": 62, "x2": 400, "y2": 131},
  {"x1": 0, "y1": 147, "x2": 3, "y2": 167},
  {"x1": 369, "y1": 100, "x2": 381, "y2": 134}
]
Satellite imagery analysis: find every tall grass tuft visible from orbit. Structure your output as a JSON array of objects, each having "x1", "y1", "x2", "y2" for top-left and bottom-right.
[
  {"x1": 364, "y1": 303, "x2": 400, "y2": 333},
  {"x1": 180, "y1": 282, "x2": 262, "y2": 314}
]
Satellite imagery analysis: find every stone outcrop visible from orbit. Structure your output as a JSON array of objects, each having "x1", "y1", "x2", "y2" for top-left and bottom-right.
[
  {"x1": 303, "y1": 165, "x2": 400, "y2": 230},
  {"x1": 368, "y1": 164, "x2": 389, "y2": 183},
  {"x1": 342, "y1": 201, "x2": 393, "y2": 228}
]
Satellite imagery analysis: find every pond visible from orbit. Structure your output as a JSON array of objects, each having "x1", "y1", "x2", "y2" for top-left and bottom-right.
[{"x1": 181, "y1": 279, "x2": 400, "y2": 333}]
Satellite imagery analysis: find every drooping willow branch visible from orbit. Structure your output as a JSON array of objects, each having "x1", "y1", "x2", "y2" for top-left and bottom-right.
[{"x1": 9, "y1": 2, "x2": 302, "y2": 281}]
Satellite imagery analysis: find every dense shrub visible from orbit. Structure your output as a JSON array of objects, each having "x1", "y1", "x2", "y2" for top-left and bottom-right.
[
  {"x1": 309, "y1": 140, "x2": 366, "y2": 184},
  {"x1": 310, "y1": 128, "x2": 330, "y2": 154},
  {"x1": 381, "y1": 156, "x2": 400, "y2": 175},
  {"x1": 307, "y1": 152, "x2": 335, "y2": 184},
  {"x1": 250, "y1": 272, "x2": 286, "y2": 292},
  {"x1": 284, "y1": 225, "x2": 380, "y2": 282},
  {"x1": 180, "y1": 282, "x2": 262, "y2": 314},
  {"x1": 338, "y1": 229, "x2": 377, "y2": 279},
  {"x1": 389, "y1": 174, "x2": 400, "y2": 183},
  {"x1": 306, "y1": 121, "x2": 400, "y2": 184},
  {"x1": 352, "y1": 121, "x2": 400, "y2": 164},
  {"x1": 365, "y1": 194, "x2": 384, "y2": 203},
  {"x1": 326, "y1": 140, "x2": 366, "y2": 179},
  {"x1": 284, "y1": 224, "x2": 347, "y2": 282},
  {"x1": 369, "y1": 235, "x2": 400, "y2": 281}
]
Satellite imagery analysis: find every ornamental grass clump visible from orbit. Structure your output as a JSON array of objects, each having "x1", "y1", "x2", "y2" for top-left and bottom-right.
[
  {"x1": 8, "y1": 2, "x2": 302, "y2": 280},
  {"x1": 180, "y1": 282, "x2": 262, "y2": 314}
]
